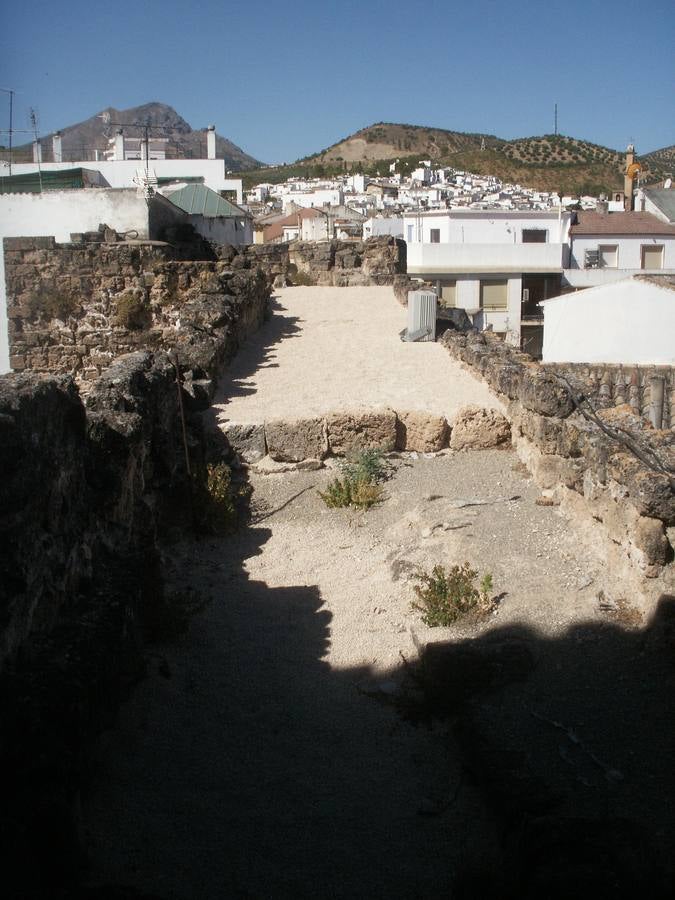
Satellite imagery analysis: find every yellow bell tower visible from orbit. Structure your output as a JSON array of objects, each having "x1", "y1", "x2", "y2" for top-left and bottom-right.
[{"x1": 624, "y1": 144, "x2": 641, "y2": 210}]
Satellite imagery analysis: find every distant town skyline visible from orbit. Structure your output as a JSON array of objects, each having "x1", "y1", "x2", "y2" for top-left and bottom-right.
[{"x1": 1, "y1": 0, "x2": 673, "y2": 164}]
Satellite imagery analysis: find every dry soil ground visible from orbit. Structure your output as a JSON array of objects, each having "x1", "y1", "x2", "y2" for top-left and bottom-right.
[{"x1": 81, "y1": 450, "x2": 675, "y2": 898}]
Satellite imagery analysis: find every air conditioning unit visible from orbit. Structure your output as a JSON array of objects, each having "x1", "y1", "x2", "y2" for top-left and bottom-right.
[
  {"x1": 522, "y1": 288, "x2": 530, "y2": 302},
  {"x1": 402, "y1": 291, "x2": 437, "y2": 342}
]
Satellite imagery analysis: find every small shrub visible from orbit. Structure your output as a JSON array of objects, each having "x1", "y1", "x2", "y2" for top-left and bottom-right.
[
  {"x1": 412, "y1": 562, "x2": 495, "y2": 626},
  {"x1": 341, "y1": 448, "x2": 390, "y2": 484},
  {"x1": 115, "y1": 291, "x2": 151, "y2": 330},
  {"x1": 319, "y1": 449, "x2": 389, "y2": 510},
  {"x1": 319, "y1": 475, "x2": 383, "y2": 510}
]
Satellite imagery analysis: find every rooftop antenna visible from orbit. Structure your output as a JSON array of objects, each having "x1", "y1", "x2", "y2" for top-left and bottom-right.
[{"x1": 29, "y1": 107, "x2": 43, "y2": 193}]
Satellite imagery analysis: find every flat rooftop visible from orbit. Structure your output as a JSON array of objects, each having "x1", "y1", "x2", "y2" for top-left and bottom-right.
[{"x1": 211, "y1": 286, "x2": 501, "y2": 424}]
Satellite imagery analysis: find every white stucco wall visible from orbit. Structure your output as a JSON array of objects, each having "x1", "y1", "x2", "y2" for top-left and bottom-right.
[
  {"x1": 282, "y1": 189, "x2": 343, "y2": 211},
  {"x1": 4, "y1": 161, "x2": 243, "y2": 203},
  {"x1": 0, "y1": 189, "x2": 152, "y2": 373},
  {"x1": 541, "y1": 280, "x2": 675, "y2": 364},
  {"x1": 569, "y1": 234, "x2": 675, "y2": 270},
  {"x1": 363, "y1": 217, "x2": 404, "y2": 239},
  {"x1": 301, "y1": 216, "x2": 329, "y2": 241},
  {"x1": 403, "y1": 210, "x2": 571, "y2": 245},
  {"x1": 407, "y1": 241, "x2": 567, "y2": 274}
]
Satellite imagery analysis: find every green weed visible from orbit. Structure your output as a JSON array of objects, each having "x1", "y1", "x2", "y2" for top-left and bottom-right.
[
  {"x1": 412, "y1": 562, "x2": 495, "y2": 627},
  {"x1": 319, "y1": 448, "x2": 389, "y2": 510}
]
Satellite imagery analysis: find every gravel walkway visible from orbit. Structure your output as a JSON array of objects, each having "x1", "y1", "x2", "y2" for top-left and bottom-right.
[{"x1": 212, "y1": 286, "x2": 502, "y2": 423}]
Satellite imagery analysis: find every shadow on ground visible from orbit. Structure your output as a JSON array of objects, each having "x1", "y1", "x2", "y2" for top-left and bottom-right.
[
  {"x1": 54, "y1": 481, "x2": 675, "y2": 900},
  {"x1": 208, "y1": 297, "x2": 303, "y2": 409}
]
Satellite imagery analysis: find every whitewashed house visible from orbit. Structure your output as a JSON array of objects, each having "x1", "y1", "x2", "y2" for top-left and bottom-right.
[
  {"x1": 541, "y1": 276, "x2": 675, "y2": 365},
  {"x1": 404, "y1": 208, "x2": 572, "y2": 354},
  {"x1": 565, "y1": 209, "x2": 675, "y2": 290},
  {"x1": 160, "y1": 183, "x2": 253, "y2": 246}
]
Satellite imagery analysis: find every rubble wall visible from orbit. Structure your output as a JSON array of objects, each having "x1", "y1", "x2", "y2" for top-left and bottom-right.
[
  {"x1": 440, "y1": 330, "x2": 675, "y2": 608},
  {"x1": 4, "y1": 237, "x2": 269, "y2": 384},
  {"x1": 236, "y1": 236, "x2": 407, "y2": 287}
]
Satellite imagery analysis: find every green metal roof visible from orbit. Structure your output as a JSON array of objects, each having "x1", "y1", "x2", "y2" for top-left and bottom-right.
[
  {"x1": 165, "y1": 183, "x2": 244, "y2": 218},
  {"x1": 0, "y1": 167, "x2": 92, "y2": 194}
]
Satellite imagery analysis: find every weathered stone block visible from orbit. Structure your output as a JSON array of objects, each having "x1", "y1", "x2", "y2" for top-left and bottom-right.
[
  {"x1": 633, "y1": 516, "x2": 671, "y2": 567},
  {"x1": 450, "y1": 405, "x2": 511, "y2": 450},
  {"x1": 395, "y1": 411, "x2": 449, "y2": 452},
  {"x1": 265, "y1": 417, "x2": 328, "y2": 462},
  {"x1": 326, "y1": 408, "x2": 397, "y2": 455},
  {"x1": 519, "y1": 372, "x2": 575, "y2": 418},
  {"x1": 221, "y1": 422, "x2": 266, "y2": 462}
]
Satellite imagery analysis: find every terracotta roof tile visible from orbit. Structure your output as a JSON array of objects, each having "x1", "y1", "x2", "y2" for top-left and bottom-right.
[{"x1": 570, "y1": 211, "x2": 675, "y2": 236}]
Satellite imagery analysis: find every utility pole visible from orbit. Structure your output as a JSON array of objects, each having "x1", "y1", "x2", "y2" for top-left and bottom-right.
[
  {"x1": 554, "y1": 103, "x2": 558, "y2": 137},
  {"x1": 29, "y1": 108, "x2": 43, "y2": 193},
  {"x1": 0, "y1": 88, "x2": 14, "y2": 174}
]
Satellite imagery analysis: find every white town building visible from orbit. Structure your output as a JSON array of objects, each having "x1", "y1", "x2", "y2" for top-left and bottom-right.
[{"x1": 541, "y1": 276, "x2": 675, "y2": 365}]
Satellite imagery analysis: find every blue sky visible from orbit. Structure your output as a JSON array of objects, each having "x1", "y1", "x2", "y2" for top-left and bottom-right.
[{"x1": 1, "y1": 0, "x2": 673, "y2": 164}]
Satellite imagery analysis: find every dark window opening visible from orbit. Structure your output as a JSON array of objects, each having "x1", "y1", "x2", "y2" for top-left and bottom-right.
[
  {"x1": 522, "y1": 229, "x2": 547, "y2": 243},
  {"x1": 430, "y1": 228, "x2": 440, "y2": 243}
]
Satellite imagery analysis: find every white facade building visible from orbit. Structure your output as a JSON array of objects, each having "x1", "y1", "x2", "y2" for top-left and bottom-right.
[
  {"x1": 404, "y1": 209, "x2": 572, "y2": 353},
  {"x1": 541, "y1": 277, "x2": 675, "y2": 365},
  {"x1": 565, "y1": 210, "x2": 675, "y2": 289}
]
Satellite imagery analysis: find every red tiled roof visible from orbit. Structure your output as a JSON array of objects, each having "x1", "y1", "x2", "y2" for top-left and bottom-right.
[{"x1": 570, "y1": 211, "x2": 675, "y2": 236}]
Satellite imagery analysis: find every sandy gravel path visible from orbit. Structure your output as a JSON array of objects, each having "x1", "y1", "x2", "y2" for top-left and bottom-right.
[{"x1": 212, "y1": 286, "x2": 502, "y2": 423}]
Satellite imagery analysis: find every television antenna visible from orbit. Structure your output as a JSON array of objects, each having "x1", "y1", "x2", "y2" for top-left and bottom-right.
[
  {"x1": 97, "y1": 116, "x2": 174, "y2": 179},
  {"x1": 29, "y1": 107, "x2": 43, "y2": 193}
]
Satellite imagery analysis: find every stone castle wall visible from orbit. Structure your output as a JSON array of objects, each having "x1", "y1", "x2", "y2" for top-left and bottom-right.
[
  {"x1": 220, "y1": 236, "x2": 407, "y2": 287},
  {"x1": 0, "y1": 238, "x2": 273, "y2": 893},
  {"x1": 4, "y1": 236, "x2": 269, "y2": 384}
]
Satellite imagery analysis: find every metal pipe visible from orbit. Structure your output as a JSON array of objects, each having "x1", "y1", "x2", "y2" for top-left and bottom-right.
[{"x1": 649, "y1": 376, "x2": 665, "y2": 430}]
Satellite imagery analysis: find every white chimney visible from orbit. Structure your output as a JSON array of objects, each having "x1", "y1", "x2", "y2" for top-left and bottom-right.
[
  {"x1": 52, "y1": 132, "x2": 63, "y2": 163},
  {"x1": 207, "y1": 125, "x2": 216, "y2": 160},
  {"x1": 114, "y1": 129, "x2": 125, "y2": 161},
  {"x1": 32, "y1": 140, "x2": 42, "y2": 163}
]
